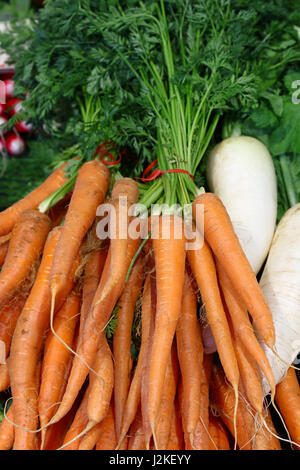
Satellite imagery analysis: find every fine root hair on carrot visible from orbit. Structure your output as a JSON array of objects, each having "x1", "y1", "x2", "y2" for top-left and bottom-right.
[
  {"x1": 232, "y1": 385, "x2": 239, "y2": 451},
  {"x1": 57, "y1": 421, "x2": 95, "y2": 451},
  {"x1": 268, "y1": 346, "x2": 300, "y2": 372},
  {"x1": 259, "y1": 412, "x2": 299, "y2": 450},
  {"x1": 2, "y1": 397, "x2": 57, "y2": 436},
  {"x1": 48, "y1": 293, "x2": 104, "y2": 387},
  {"x1": 262, "y1": 396, "x2": 295, "y2": 449}
]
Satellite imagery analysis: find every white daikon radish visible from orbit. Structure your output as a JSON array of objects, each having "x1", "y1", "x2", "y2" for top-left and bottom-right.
[
  {"x1": 206, "y1": 136, "x2": 277, "y2": 274},
  {"x1": 258, "y1": 204, "x2": 300, "y2": 394}
]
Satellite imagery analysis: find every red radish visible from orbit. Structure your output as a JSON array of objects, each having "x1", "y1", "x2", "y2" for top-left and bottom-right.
[
  {"x1": 5, "y1": 98, "x2": 22, "y2": 117},
  {"x1": 3, "y1": 79, "x2": 14, "y2": 100},
  {"x1": 5, "y1": 132, "x2": 25, "y2": 156},
  {"x1": 15, "y1": 120, "x2": 33, "y2": 134},
  {"x1": 0, "y1": 104, "x2": 6, "y2": 115}
]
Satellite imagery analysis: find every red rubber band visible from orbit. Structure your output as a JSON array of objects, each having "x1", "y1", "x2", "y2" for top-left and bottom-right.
[
  {"x1": 94, "y1": 141, "x2": 122, "y2": 166},
  {"x1": 136, "y1": 158, "x2": 194, "y2": 182}
]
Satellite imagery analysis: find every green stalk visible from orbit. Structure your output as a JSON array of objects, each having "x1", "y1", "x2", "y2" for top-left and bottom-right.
[
  {"x1": 279, "y1": 154, "x2": 298, "y2": 208},
  {"x1": 38, "y1": 171, "x2": 78, "y2": 213}
]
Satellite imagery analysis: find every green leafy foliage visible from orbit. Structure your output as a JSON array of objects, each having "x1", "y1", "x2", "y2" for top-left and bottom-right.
[{"x1": 105, "y1": 304, "x2": 120, "y2": 341}]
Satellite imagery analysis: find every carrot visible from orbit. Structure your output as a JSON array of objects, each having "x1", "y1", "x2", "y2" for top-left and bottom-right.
[
  {"x1": 275, "y1": 367, "x2": 300, "y2": 448},
  {"x1": 231, "y1": 324, "x2": 264, "y2": 415},
  {"x1": 211, "y1": 363, "x2": 253, "y2": 450},
  {"x1": 0, "y1": 210, "x2": 52, "y2": 309},
  {"x1": 209, "y1": 414, "x2": 230, "y2": 450},
  {"x1": 0, "y1": 235, "x2": 10, "y2": 267},
  {"x1": 86, "y1": 332, "x2": 114, "y2": 427},
  {"x1": 154, "y1": 342, "x2": 179, "y2": 450},
  {"x1": 39, "y1": 290, "x2": 81, "y2": 447},
  {"x1": 147, "y1": 214, "x2": 186, "y2": 444},
  {"x1": 176, "y1": 270, "x2": 203, "y2": 446},
  {"x1": 117, "y1": 272, "x2": 152, "y2": 448},
  {"x1": 0, "y1": 294, "x2": 29, "y2": 359},
  {"x1": 0, "y1": 163, "x2": 69, "y2": 237},
  {"x1": 187, "y1": 240, "x2": 240, "y2": 403},
  {"x1": 252, "y1": 408, "x2": 281, "y2": 450},
  {"x1": 0, "y1": 241, "x2": 8, "y2": 267},
  {"x1": 0, "y1": 233, "x2": 12, "y2": 245},
  {"x1": 193, "y1": 193, "x2": 275, "y2": 348},
  {"x1": 127, "y1": 407, "x2": 145, "y2": 450},
  {"x1": 95, "y1": 404, "x2": 117, "y2": 450},
  {"x1": 0, "y1": 404, "x2": 14, "y2": 450},
  {"x1": 113, "y1": 255, "x2": 145, "y2": 440},
  {"x1": 51, "y1": 235, "x2": 140, "y2": 425},
  {"x1": 79, "y1": 248, "x2": 107, "y2": 338},
  {"x1": 62, "y1": 387, "x2": 90, "y2": 450},
  {"x1": 190, "y1": 362, "x2": 211, "y2": 450},
  {"x1": 100, "y1": 177, "x2": 139, "y2": 301},
  {"x1": 42, "y1": 413, "x2": 73, "y2": 450},
  {"x1": 0, "y1": 360, "x2": 10, "y2": 391},
  {"x1": 216, "y1": 261, "x2": 275, "y2": 397},
  {"x1": 9, "y1": 227, "x2": 78, "y2": 450},
  {"x1": 141, "y1": 269, "x2": 158, "y2": 448},
  {"x1": 50, "y1": 160, "x2": 110, "y2": 305},
  {"x1": 166, "y1": 401, "x2": 184, "y2": 450},
  {"x1": 78, "y1": 423, "x2": 102, "y2": 450}
]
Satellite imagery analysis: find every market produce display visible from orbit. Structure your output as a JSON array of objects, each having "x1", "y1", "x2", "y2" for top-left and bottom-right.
[{"x1": 0, "y1": 0, "x2": 299, "y2": 451}]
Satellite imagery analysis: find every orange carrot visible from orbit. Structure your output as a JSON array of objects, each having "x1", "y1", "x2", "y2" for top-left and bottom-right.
[
  {"x1": 209, "y1": 414, "x2": 230, "y2": 450},
  {"x1": 147, "y1": 214, "x2": 186, "y2": 444},
  {"x1": 0, "y1": 294, "x2": 29, "y2": 359},
  {"x1": 0, "y1": 233, "x2": 12, "y2": 245},
  {"x1": 0, "y1": 404, "x2": 14, "y2": 450},
  {"x1": 79, "y1": 248, "x2": 107, "y2": 338},
  {"x1": 189, "y1": 362, "x2": 210, "y2": 450},
  {"x1": 0, "y1": 241, "x2": 8, "y2": 267},
  {"x1": 50, "y1": 160, "x2": 110, "y2": 303},
  {"x1": 252, "y1": 408, "x2": 281, "y2": 450},
  {"x1": 166, "y1": 401, "x2": 184, "y2": 450},
  {"x1": 216, "y1": 261, "x2": 275, "y2": 396},
  {"x1": 211, "y1": 363, "x2": 253, "y2": 450},
  {"x1": 117, "y1": 272, "x2": 152, "y2": 448},
  {"x1": 86, "y1": 332, "x2": 114, "y2": 427},
  {"x1": 39, "y1": 290, "x2": 81, "y2": 447},
  {"x1": 0, "y1": 210, "x2": 51, "y2": 309},
  {"x1": 127, "y1": 407, "x2": 145, "y2": 450},
  {"x1": 101, "y1": 178, "x2": 139, "y2": 301},
  {"x1": 141, "y1": 269, "x2": 158, "y2": 448},
  {"x1": 188, "y1": 240, "x2": 239, "y2": 399},
  {"x1": 176, "y1": 270, "x2": 203, "y2": 446},
  {"x1": 0, "y1": 163, "x2": 69, "y2": 236},
  {"x1": 51, "y1": 235, "x2": 140, "y2": 425},
  {"x1": 154, "y1": 342, "x2": 179, "y2": 450},
  {"x1": 113, "y1": 255, "x2": 145, "y2": 439},
  {"x1": 0, "y1": 360, "x2": 10, "y2": 392},
  {"x1": 9, "y1": 227, "x2": 78, "y2": 450},
  {"x1": 193, "y1": 193, "x2": 275, "y2": 348},
  {"x1": 62, "y1": 387, "x2": 90, "y2": 450},
  {"x1": 95, "y1": 404, "x2": 117, "y2": 450},
  {"x1": 275, "y1": 367, "x2": 300, "y2": 448},
  {"x1": 232, "y1": 325, "x2": 264, "y2": 414}
]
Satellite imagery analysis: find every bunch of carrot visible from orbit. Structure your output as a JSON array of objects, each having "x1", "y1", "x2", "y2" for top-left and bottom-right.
[{"x1": 0, "y1": 160, "x2": 299, "y2": 451}]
